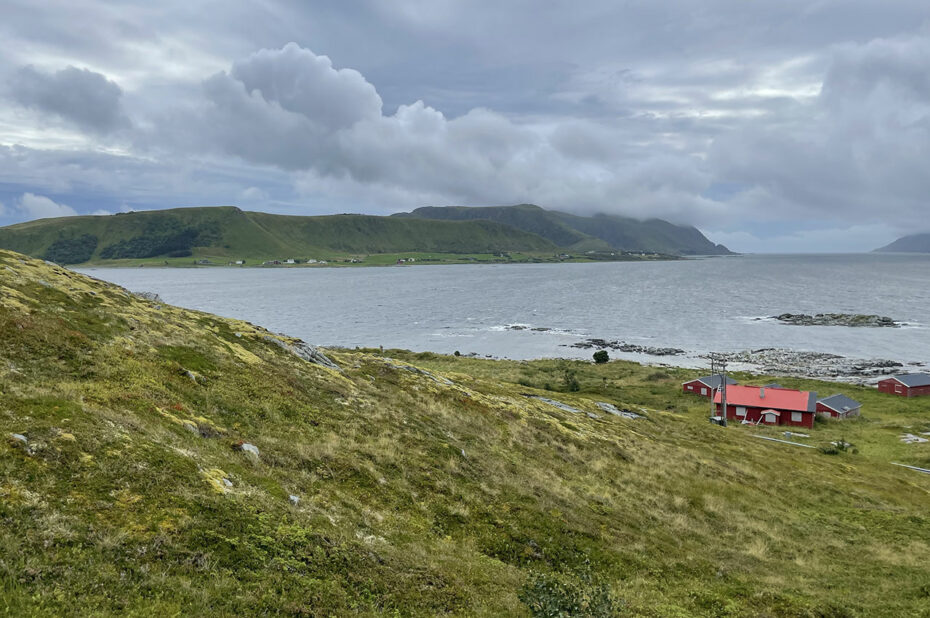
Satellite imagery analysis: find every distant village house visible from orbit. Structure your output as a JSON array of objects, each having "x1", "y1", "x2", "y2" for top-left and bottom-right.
[
  {"x1": 816, "y1": 394, "x2": 862, "y2": 419},
  {"x1": 682, "y1": 374, "x2": 737, "y2": 397},
  {"x1": 877, "y1": 373, "x2": 930, "y2": 397}
]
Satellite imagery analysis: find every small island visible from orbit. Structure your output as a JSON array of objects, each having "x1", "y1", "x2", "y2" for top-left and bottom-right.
[{"x1": 772, "y1": 313, "x2": 900, "y2": 327}]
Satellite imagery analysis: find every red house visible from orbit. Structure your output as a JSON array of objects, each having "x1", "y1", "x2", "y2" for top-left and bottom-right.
[
  {"x1": 816, "y1": 394, "x2": 862, "y2": 419},
  {"x1": 877, "y1": 374, "x2": 930, "y2": 397},
  {"x1": 682, "y1": 374, "x2": 737, "y2": 397},
  {"x1": 714, "y1": 385, "x2": 818, "y2": 429}
]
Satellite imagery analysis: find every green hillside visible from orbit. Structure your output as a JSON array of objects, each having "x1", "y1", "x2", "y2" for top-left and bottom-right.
[
  {"x1": 874, "y1": 233, "x2": 930, "y2": 253},
  {"x1": 2, "y1": 249, "x2": 930, "y2": 615},
  {"x1": 395, "y1": 204, "x2": 733, "y2": 255},
  {"x1": 0, "y1": 206, "x2": 556, "y2": 264},
  {"x1": 393, "y1": 204, "x2": 594, "y2": 248}
]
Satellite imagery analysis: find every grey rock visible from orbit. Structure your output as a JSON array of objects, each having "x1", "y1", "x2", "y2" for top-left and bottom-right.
[
  {"x1": 235, "y1": 442, "x2": 260, "y2": 457},
  {"x1": 527, "y1": 396, "x2": 584, "y2": 415},
  {"x1": 711, "y1": 348, "x2": 905, "y2": 382},
  {"x1": 288, "y1": 494, "x2": 300, "y2": 506},
  {"x1": 773, "y1": 313, "x2": 899, "y2": 328},
  {"x1": 134, "y1": 291, "x2": 163, "y2": 303},
  {"x1": 570, "y1": 338, "x2": 685, "y2": 356},
  {"x1": 595, "y1": 402, "x2": 644, "y2": 419},
  {"x1": 264, "y1": 335, "x2": 340, "y2": 371},
  {"x1": 11, "y1": 433, "x2": 27, "y2": 443}
]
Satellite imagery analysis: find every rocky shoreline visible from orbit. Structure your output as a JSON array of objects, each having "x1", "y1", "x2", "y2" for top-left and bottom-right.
[
  {"x1": 564, "y1": 335, "x2": 922, "y2": 383},
  {"x1": 703, "y1": 348, "x2": 917, "y2": 383},
  {"x1": 770, "y1": 313, "x2": 900, "y2": 327},
  {"x1": 568, "y1": 338, "x2": 686, "y2": 357}
]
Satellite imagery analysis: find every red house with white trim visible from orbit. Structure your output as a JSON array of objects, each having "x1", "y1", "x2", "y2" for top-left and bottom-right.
[
  {"x1": 714, "y1": 385, "x2": 818, "y2": 429},
  {"x1": 877, "y1": 374, "x2": 930, "y2": 397},
  {"x1": 682, "y1": 374, "x2": 738, "y2": 397}
]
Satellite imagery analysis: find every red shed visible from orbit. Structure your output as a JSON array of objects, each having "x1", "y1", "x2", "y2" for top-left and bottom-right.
[
  {"x1": 816, "y1": 394, "x2": 862, "y2": 419},
  {"x1": 877, "y1": 374, "x2": 930, "y2": 397},
  {"x1": 714, "y1": 385, "x2": 817, "y2": 429},
  {"x1": 682, "y1": 374, "x2": 737, "y2": 397}
]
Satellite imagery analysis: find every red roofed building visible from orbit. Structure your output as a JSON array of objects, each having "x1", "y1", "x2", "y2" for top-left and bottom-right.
[{"x1": 714, "y1": 385, "x2": 818, "y2": 429}]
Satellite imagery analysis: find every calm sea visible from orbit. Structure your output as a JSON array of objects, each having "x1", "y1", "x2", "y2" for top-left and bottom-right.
[{"x1": 79, "y1": 254, "x2": 930, "y2": 369}]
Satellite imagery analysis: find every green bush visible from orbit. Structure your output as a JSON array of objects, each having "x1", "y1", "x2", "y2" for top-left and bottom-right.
[
  {"x1": 519, "y1": 567, "x2": 617, "y2": 617},
  {"x1": 42, "y1": 234, "x2": 98, "y2": 264},
  {"x1": 592, "y1": 350, "x2": 609, "y2": 364}
]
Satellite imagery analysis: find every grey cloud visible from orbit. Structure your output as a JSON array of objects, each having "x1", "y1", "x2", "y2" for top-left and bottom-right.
[
  {"x1": 229, "y1": 43, "x2": 382, "y2": 129},
  {"x1": 708, "y1": 34, "x2": 930, "y2": 232},
  {"x1": 9, "y1": 65, "x2": 129, "y2": 133},
  {"x1": 4, "y1": 2, "x2": 930, "y2": 250}
]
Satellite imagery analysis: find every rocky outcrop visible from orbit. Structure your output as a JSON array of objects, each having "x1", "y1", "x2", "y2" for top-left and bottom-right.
[
  {"x1": 714, "y1": 348, "x2": 905, "y2": 381},
  {"x1": 569, "y1": 339, "x2": 685, "y2": 356},
  {"x1": 263, "y1": 335, "x2": 340, "y2": 371},
  {"x1": 772, "y1": 313, "x2": 899, "y2": 327}
]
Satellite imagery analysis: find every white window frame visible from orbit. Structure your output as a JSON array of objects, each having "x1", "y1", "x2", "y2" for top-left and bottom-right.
[
  {"x1": 736, "y1": 406, "x2": 746, "y2": 417},
  {"x1": 791, "y1": 411, "x2": 803, "y2": 422},
  {"x1": 701, "y1": 387, "x2": 708, "y2": 395}
]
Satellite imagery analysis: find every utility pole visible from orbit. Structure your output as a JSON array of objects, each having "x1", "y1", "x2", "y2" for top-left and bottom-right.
[
  {"x1": 710, "y1": 353, "x2": 728, "y2": 427},
  {"x1": 720, "y1": 356, "x2": 729, "y2": 427}
]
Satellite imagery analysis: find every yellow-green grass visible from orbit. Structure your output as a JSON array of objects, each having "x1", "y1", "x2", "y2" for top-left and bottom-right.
[{"x1": 1, "y1": 250, "x2": 929, "y2": 616}]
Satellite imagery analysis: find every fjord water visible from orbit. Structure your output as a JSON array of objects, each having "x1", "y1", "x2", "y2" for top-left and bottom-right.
[{"x1": 80, "y1": 254, "x2": 930, "y2": 368}]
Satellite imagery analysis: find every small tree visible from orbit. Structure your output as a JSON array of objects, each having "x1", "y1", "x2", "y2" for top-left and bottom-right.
[{"x1": 592, "y1": 350, "x2": 609, "y2": 364}]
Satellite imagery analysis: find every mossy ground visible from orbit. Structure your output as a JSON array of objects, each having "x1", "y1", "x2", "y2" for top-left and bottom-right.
[{"x1": 1, "y1": 250, "x2": 929, "y2": 616}]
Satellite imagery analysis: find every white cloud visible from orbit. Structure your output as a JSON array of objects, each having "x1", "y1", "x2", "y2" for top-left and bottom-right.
[
  {"x1": 2, "y1": 4, "x2": 930, "y2": 251},
  {"x1": 17, "y1": 192, "x2": 78, "y2": 219}
]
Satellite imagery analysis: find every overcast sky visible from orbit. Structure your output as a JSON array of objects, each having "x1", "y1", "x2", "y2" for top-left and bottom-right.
[{"x1": 1, "y1": 1, "x2": 928, "y2": 252}]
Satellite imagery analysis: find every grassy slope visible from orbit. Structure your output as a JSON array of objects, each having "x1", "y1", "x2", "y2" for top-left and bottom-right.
[
  {"x1": 2, "y1": 250, "x2": 930, "y2": 616},
  {"x1": 0, "y1": 207, "x2": 557, "y2": 264},
  {"x1": 395, "y1": 204, "x2": 732, "y2": 255},
  {"x1": 392, "y1": 204, "x2": 597, "y2": 248},
  {"x1": 547, "y1": 211, "x2": 733, "y2": 256}
]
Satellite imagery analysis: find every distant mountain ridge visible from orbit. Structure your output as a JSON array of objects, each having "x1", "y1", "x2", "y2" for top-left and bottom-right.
[
  {"x1": 0, "y1": 206, "x2": 557, "y2": 264},
  {"x1": 0, "y1": 203, "x2": 730, "y2": 264},
  {"x1": 874, "y1": 233, "x2": 930, "y2": 253},
  {"x1": 393, "y1": 204, "x2": 732, "y2": 255}
]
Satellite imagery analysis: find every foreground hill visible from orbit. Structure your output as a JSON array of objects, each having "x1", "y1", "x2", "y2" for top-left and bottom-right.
[
  {"x1": 394, "y1": 204, "x2": 733, "y2": 255},
  {"x1": 874, "y1": 232, "x2": 930, "y2": 253},
  {"x1": 2, "y1": 249, "x2": 930, "y2": 615},
  {"x1": 0, "y1": 206, "x2": 556, "y2": 264}
]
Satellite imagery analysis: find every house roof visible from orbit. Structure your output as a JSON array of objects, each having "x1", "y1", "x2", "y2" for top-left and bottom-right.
[
  {"x1": 817, "y1": 394, "x2": 862, "y2": 413},
  {"x1": 887, "y1": 373, "x2": 930, "y2": 388},
  {"x1": 715, "y1": 385, "x2": 817, "y2": 412},
  {"x1": 686, "y1": 374, "x2": 738, "y2": 389}
]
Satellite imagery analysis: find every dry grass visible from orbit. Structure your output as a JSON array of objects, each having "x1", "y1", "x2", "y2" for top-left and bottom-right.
[{"x1": 2, "y1": 250, "x2": 930, "y2": 616}]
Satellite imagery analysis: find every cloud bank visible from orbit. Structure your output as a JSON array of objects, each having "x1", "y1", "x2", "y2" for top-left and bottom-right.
[{"x1": 0, "y1": 1, "x2": 928, "y2": 251}]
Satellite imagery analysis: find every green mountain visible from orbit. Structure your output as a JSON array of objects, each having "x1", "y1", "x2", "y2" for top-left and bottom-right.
[
  {"x1": 394, "y1": 204, "x2": 733, "y2": 255},
  {"x1": 3, "y1": 249, "x2": 930, "y2": 615},
  {"x1": 0, "y1": 206, "x2": 556, "y2": 264},
  {"x1": 874, "y1": 233, "x2": 930, "y2": 253}
]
